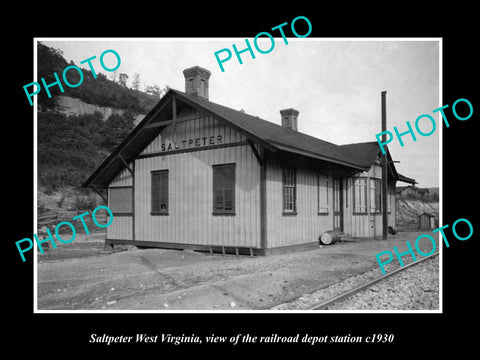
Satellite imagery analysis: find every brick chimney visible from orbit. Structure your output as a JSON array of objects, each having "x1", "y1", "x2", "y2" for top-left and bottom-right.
[
  {"x1": 183, "y1": 66, "x2": 211, "y2": 100},
  {"x1": 280, "y1": 108, "x2": 299, "y2": 131}
]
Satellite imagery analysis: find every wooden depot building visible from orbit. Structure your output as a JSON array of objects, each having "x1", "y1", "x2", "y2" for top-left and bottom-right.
[{"x1": 83, "y1": 66, "x2": 416, "y2": 255}]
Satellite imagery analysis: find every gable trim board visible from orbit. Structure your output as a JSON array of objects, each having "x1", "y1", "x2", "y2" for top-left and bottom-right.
[{"x1": 83, "y1": 76, "x2": 416, "y2": 254}]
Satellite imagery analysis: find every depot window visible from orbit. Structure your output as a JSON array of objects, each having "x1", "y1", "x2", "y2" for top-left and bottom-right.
[
  {"x1": 109, "y1": 186, "x2": 133, "y2": 215},
  {"x1": 353, "y1": 177, "x2": 367, "y2": 214},
  {"x1": 318, "y1": 174, "x2": 329, "y2": 214},
  {"x1": 370, "y1": 178, "x2": 382, "y2": 213},
  {"x1": 283, "y1": 168, "x2": 296, "y2": 214},
  {"x1": 213, "y1": 163, "x2": 236, "y2": 215},
  {"x1": 151, "y1": 170, "x2": 169, "y2": 215}
]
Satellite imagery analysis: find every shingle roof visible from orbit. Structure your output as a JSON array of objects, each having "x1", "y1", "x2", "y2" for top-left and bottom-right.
[
  {"x1": 171, "y1": 89, "x2": 363, "y2": 169},
  {"x1": 338, "y1": 141, "x2": 381, "y2": 168},
  {"x1": 83, "y1": 89, "x2": 416, "y2": 188}
]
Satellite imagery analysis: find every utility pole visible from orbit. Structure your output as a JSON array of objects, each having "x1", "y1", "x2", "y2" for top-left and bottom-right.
[{"x1": 381, "y1": 91, "x2": 388, "y2": 240}]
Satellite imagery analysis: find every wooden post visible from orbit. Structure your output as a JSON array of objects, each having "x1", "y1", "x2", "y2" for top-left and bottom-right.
[
  {"x1": 381, "y1": 91, "x2": 388, "y2": 240},
  {"x1": 260, "y1": 148, "x2": 267, "y2": 250}
]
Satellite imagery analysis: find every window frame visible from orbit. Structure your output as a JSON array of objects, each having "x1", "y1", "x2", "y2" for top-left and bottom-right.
[
  {"x1": 212, "y1": 163, "x2": 236, "y2": 215},
  {"x1": 353, "y1": 176, "x2": 368, "y2": 215},
  {"x1": 108, "y1": 186, "x2": 133, "y2": 216},
  {"x1": 317, "y1": 173, "x2": 329, "y2": 215},
  {"x1": 282, "y1": 168, "x2": 297, "y2": 215},
  {"x1": 371, "y1": 178, "x2": 382, "y2": 214},
  {"x1": 151, "y1": 169, "x2": 169, "y2": 215}
]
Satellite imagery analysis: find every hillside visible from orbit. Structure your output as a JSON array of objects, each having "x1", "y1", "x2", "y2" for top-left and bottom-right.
[
  {"x1": 396, "y1": 198, "x2": 439, "y2": 231},
  {"x1": 37, "y1": 43, "x2": 161, "y2": 215},
  {"x1": 37, "y1": 43, "x2": 159, "y2": 113},
  {"x1": 53, "y1": 96, "x2": 145, "y2": 124}
]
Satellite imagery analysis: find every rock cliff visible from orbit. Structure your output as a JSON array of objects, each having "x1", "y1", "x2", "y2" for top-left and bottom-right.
[
  {"x1": 396, "y1": 198, "x2": 439, "y2": 230},
  {"x1": 52, "y1": 95, "x2": 145, "y2": 124}
]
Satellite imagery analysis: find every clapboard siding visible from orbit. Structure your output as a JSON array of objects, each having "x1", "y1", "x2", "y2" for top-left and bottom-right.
[
  {"x1": 265, "y1": 156, "x2": 333, "y2": 248},
  {"x1": 135, "y1": 144, "x2": 260, "y2": 247},
  {"x1": 107, "y1": 216, "x2": 133, "y2": 240}
]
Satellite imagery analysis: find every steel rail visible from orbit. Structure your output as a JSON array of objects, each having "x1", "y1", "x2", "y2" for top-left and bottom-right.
[{"x1": 308, "y1": 251, "x2": 440, "y2": 310}]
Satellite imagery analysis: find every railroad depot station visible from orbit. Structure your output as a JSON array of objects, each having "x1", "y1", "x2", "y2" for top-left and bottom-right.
[{"x1": 83, "y1": 66, "x2": 415, "y2": 256}]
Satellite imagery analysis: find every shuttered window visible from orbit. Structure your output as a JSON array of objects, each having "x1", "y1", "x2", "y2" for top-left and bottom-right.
[
  {"x1": 283, "y1": 168, "x2": 296, "y2": 213},
  {"x1": 109, "y1": 187, "x2": 133, "y2": 215},
  {"x1": 151, "y1": 170, "x2": 169, "y2": 214},
  {"x1": 318, "y1": 174, "x2": 329, "y2": 214},
  {"x1": 212, "y1": 164, "x2": 236, "y2": 215},
  {"x1": 370, "y1": 178, "x2": 382, "y2": 213},
  {"x1": 334, "y1": 179, "x2": 341, "y2": 212},
  {"x1": 353, "y1": 177, "x2": 367, "y2": 214}
]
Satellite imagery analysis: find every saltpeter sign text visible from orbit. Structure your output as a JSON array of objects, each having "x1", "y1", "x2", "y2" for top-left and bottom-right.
[{"x1": 160, "y1": 134, "x2": 224, "y2": 152}]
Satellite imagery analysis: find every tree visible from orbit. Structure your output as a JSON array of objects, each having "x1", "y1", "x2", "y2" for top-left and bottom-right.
[
  {"x1": 144, "y1": 84, "x2": 170, "y2": 98},
  {"x1": 145, "y1": 84, "x2": 160, "y2": 97},
  {"x1": 118, "y1": 73, "x2": 129, "y2": 87},
  {"x1": 37, "y1": 43, "x2": 69, "y2": 108},
  {"x1": 101, "y1": 113, "x2": 136, "y2": 151},
  {"x1": 159, "y1": 85, "x2": 170, "y2": 98},
  {"x1": 132, "y1": 73, "x2": 141, "y2": 91}
]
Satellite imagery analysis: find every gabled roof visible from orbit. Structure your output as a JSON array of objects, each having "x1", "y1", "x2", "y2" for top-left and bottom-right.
[
  {"x1": 83, "y1": 88, "x2": 416, "y2": 189},
  {"x1": 338, "y1": 141, "x2": 416, "y2": 184},
  {"x1": 171, "y1": 89, "x2": 364, "y2": 169},
  {"x1": 339, "y1": 142, "x2": 381, "y2": 168},
  {"x1": 418, "y1": 211, "x2": 435, "y2": 217}
]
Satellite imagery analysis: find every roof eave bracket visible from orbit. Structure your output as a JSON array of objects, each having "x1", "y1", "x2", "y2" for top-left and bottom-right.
[
  {"x1": 118, "y1": 155, "x2": 134, "y2": 177},
  {"x1": 247, "y1": 139, "x2": 265, "y2": 166}
]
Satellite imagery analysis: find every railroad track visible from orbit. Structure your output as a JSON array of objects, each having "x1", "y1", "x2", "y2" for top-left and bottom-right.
[
  {"x1": 269, "y1": 251, "x2": 439, "y2": 311},
  {"x1": 307, "y1": 252, "x2": 439, "y2": 310}
]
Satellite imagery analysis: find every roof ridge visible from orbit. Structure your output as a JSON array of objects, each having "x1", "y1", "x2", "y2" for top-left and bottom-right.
[{"x1": 171, "y1": 89, "x2": 338, "y2": 141}]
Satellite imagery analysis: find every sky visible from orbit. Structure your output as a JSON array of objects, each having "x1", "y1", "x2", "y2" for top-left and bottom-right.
[{"x1": 41, "y1": 38, "x2": 440, "y2": 188}]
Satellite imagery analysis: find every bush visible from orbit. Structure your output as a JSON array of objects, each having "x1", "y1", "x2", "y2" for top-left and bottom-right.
[{"x1": 37, "y1": 109, "x2": 137, "y2": 191}]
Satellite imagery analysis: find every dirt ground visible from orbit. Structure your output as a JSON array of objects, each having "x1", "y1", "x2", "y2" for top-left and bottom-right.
[{"x1": 36, "y1": 231, "x2": 440, "y2": 311}]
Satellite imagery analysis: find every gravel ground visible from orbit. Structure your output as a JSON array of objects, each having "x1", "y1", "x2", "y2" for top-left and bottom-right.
[
  {"x1": 37, "y1": 231, "x2": 440, "y2": 311},
  {"x1": 272, "y1": 255, "x2": 439, "y2": 311},
  {"x1": 327, "y1": 255, "x2": 439, "y2": 310}
]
